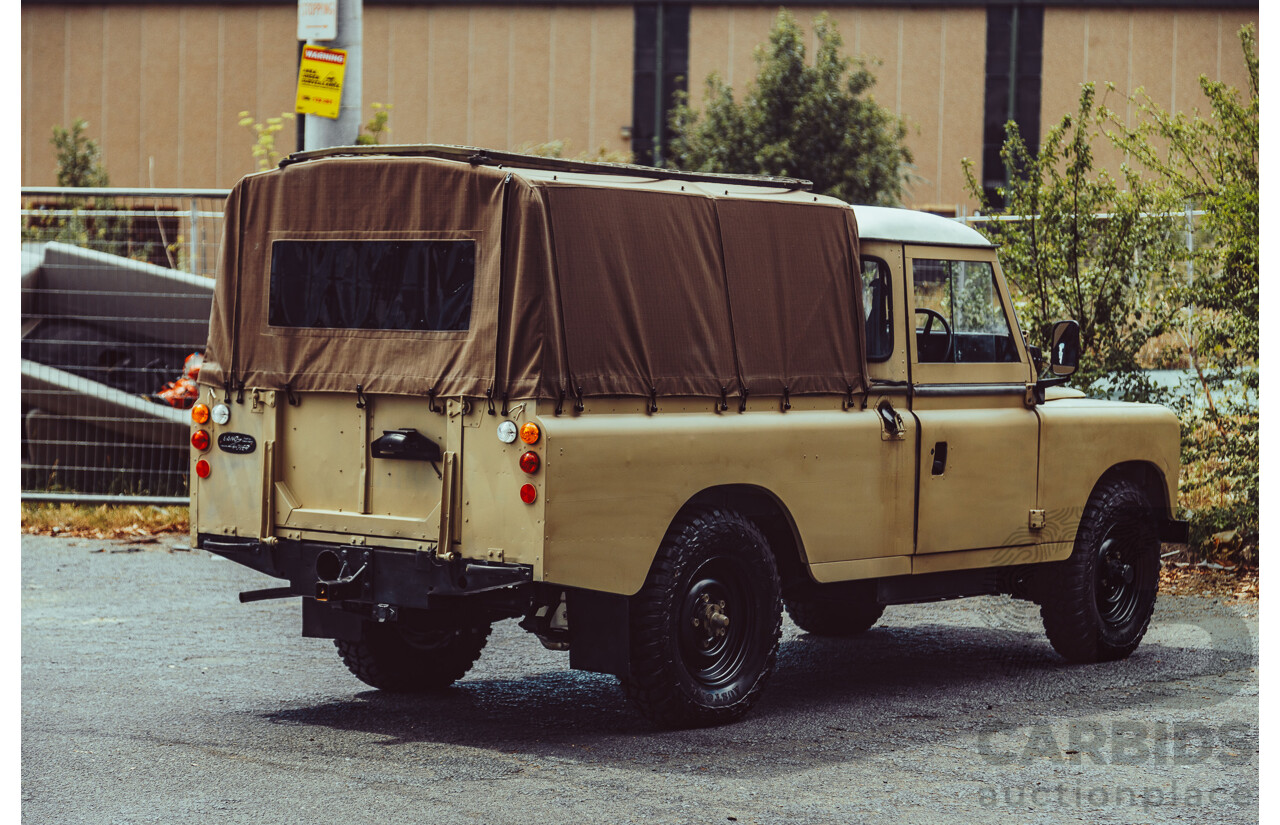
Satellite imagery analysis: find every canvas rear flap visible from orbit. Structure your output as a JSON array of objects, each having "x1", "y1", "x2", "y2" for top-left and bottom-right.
[{"x1": 202, "y1": 156, "x2": 506, "y2": 398}]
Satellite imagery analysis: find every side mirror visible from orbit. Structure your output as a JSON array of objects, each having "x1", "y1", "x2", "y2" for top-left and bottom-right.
[{"x1": 1049, "y1": 320, "x2": 1080, "y2": 377}]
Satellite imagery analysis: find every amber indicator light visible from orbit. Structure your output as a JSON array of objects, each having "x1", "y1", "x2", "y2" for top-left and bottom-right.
[
  {"x1": 519, "y1": 483, "x2": 537, "y2": 504},
  {"x1": 191, "y1": 403, "x2": 210, "y2": 425},
  {"x1": 519, "y1": 451, "x2": 540, "y2": 474},
  {"x1": 195, "y1": 459, "x2": 211, "y2": 479},
  {"x1": 519, "y1": 423, "x2": 540, "y2": 444},
  {"x1": 191, "y1": 430, "x2": 211, "y2": 451}
]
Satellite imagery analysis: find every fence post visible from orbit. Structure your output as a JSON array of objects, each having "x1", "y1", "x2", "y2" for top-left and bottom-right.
[{"x1": 189, "y1": 198, "x2": 202, "y2": 276}]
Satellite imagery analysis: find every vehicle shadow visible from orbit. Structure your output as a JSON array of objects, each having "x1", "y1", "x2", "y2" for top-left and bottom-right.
[{"x1": 259, "y1": 613, "x2": 1256, "y2": 776}]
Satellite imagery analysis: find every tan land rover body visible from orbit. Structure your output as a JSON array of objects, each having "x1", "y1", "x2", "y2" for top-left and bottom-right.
[{"x1": 192, "y1": 146, "x2": 1187, "y2": 727}]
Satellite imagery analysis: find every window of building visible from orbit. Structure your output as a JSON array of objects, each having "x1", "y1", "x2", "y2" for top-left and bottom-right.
[
  {"x1": 631, "y1": 3, "x2": 690, "y2": 167},
  {"x1": 981, "y1": 5, "x2": 1044, "y2": 206}
]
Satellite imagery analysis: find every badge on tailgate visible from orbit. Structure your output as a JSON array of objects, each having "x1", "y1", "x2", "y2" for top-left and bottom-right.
[{"x1": 217, "y1": 433, "x2": 257, "y2": 454}]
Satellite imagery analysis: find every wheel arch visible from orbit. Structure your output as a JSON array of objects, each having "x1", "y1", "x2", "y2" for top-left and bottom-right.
[
  {"x1": 668, "y1": 485, "x2": 813, "y2": 596},
  {"x1": 1092, "y1": 460, "x2": 1174, "y2": 520}
]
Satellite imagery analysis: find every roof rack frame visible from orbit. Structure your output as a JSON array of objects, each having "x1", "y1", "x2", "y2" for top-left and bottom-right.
[{"x1": 279, "y1": 143, "x2": 814, "y2": 192}]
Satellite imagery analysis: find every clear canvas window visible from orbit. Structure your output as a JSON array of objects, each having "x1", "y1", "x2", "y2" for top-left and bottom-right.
[
  {"x1": 269, "y1": 240, "x2": 475, "y2": 331},
  {"x1": 861, "y1": 256, "x2": 893, "y2": 362}
]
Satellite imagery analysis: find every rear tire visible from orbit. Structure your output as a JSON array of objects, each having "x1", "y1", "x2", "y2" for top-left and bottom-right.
[
  {"x1": 1039, "y1": 478, "x2": 1160, "y2": 663},
  {"x1": 335, "y1": 620, "x2": 491, "y2": 691},
  {"x1": 623, "y1": 508, "x2": 782, "y2": 728},
  {"x1": 785, "y1": 593, "x2": 884, "y2": 637}
]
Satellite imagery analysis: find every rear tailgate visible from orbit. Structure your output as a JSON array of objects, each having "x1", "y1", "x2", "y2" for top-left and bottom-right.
[{"x1": 192, "y1": 389, "x2": 452, "y2": 548}]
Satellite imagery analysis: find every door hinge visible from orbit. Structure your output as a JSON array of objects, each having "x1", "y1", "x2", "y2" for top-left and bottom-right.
[
  {"x1": 1028, "y1": 509, "x2": 1046, "y2": 530},
  {"x1": 251, "y1": 388, "x2": 276, "y2": 413}
]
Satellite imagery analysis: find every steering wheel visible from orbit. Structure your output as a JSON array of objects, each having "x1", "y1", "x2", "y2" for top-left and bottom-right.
[{"x1": 914, "y1": 308, "x2": 954, "y2": 362}]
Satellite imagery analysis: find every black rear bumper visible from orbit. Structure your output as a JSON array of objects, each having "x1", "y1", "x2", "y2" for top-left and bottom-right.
[{"x1": 199, "y1": 535, "x2": 533, "y2": 611}]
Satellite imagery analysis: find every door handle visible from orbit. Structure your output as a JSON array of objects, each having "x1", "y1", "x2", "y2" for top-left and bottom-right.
[
  {"x1": 369, "y1": 428, "x2": 442, "y2": 461},
  {"x1": 876, "y1": 399, "x2": 905, "y2": 441}
]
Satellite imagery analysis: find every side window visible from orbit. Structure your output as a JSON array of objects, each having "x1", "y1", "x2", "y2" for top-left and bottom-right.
[
  {"x1": 912, "y1": 258, "x2": 1018, "y2": 364},
  {"x1": 860, "y1": 256, "x2": 893, "y2": 362}
]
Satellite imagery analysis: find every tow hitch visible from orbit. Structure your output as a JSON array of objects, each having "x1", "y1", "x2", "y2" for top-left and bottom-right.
[{"x1": 314, "y1": 548, "x2": 372, "y2": 601}]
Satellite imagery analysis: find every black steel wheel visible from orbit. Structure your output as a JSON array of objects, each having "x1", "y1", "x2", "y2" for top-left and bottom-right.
[
  {"x1": 623, "y1": 508, "x2": 782, "y2": 728},
  {"x1": 1039, "y1": 478, "x2": 1160, "y2": 663},
  {"x1": 335, "y1": 620, "x2": 491, "y2": 691}
]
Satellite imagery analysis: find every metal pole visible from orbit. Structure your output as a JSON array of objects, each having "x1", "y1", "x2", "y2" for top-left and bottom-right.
[
  {"x1": 304, "y1": 0, "x2": 362, "y2": 150},
  {"x1": 189, "y1": 197, "x2": 201, "y2": 276},
  {"x1": 296, "y1": 40, "x2": 306, "y2": 153},
  {"x1": 652, "y1": 3, "x2": 665, "y2": 167}
]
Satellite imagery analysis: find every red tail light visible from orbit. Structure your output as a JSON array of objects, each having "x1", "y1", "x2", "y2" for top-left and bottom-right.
[
  {"x1": 519, "y1": 451, "x2": 540, "y2": 474},
  {"x1": 191, "y1": 430, "x2": 210, "y2": 451}
]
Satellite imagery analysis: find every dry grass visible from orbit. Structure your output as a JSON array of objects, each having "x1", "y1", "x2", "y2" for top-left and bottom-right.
[
  {"x1": 21, "y1": 503, "x2": 188, "y2": 539},
  {"x1": 1159, "y1": 545, "x2": 1258, "y2": 602},
  {"x1": 1135, "y1": 330, "x2": 1190, "y2": 370}
]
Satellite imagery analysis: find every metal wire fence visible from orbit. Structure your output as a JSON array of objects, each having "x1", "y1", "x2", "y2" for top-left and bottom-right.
[{"x1": 21, "y1": 188, "x2": 229, "y2": 504}]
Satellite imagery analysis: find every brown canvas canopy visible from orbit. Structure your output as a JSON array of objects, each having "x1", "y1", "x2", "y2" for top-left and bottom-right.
[{"x1": 202, "y1": 148, "x2": 867, "y2": 406}]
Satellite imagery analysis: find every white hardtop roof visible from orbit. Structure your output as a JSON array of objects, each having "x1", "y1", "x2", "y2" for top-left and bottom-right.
[{"x1": 851, "y1": 204, "x2": 994, "y2": 248}]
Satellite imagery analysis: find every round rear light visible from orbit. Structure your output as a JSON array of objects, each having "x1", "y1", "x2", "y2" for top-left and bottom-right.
[
  {"x1": 519, "y1": 451, "x2": 540, "y2": 474},
  {"x1": 519, "y1": 423, "x2": 541, "y2": 444},
  {"x1": 195, "y1": 459, "x2": 211, "y2": 479},
  {"x1": 191, "y1": 403, "x2": 210, "y2": 425},
  {"x1": 191, "y1": 430, "x2": 211, "y2": 451},
  {"x1": 520, "y1": 483, "x2": 537, "y2": 504}
]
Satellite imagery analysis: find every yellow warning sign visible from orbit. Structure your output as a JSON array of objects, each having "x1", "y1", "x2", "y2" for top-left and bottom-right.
[{"x1": 295, "y1": 45, "x2": 346, "y2": 119}]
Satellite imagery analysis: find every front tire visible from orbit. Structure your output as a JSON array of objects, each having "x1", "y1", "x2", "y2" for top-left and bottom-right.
[
  {"x1": 1039, "y1": 478, "x2": 1160, "y2": 663},
  {"x1": 623, "y1": 508, "x2": 782, "y2": 728},
  {"x1": 335, "y1": 620, "x2": 491, "y2": 691}
]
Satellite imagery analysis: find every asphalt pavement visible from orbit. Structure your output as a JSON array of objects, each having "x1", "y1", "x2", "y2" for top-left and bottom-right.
[{"x1": 21, "y1": 533, "x2": 1258, "y2": 824}]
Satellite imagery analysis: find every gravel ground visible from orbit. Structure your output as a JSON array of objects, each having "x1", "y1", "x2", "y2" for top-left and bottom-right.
[{"x1": 22, "y1": 533, "x2": 1257, "y2": 824}]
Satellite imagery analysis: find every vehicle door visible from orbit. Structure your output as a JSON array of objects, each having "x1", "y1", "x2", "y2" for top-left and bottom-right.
[
  {"x1": 904, "y1": 245, "x2": 1040, "y2": 554},
  {"x1": 846, "y1": 241, "x2": 916, "y2": 562}
]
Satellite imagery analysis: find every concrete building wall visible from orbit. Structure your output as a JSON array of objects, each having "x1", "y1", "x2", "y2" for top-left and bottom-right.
[
  {"x1": 21, "y1": 3, "x2": 1257, "y2": 210},
  {"x1": 1040, "y1": 6, "x2": 1258, "y2": 181},
  {"x1": 22, "y1": 4, "x2": 633, "y2": 188},
  {"x1": 688, "y1": 5, "x2": 987, "y2": 211}
]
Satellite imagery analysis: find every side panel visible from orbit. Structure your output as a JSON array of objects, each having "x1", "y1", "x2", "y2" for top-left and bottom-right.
[
  {"x1": 457, "y1": 402, "x2": 548, "y2": 579},
  {"x1": 190, "y1": 387, "x2": 277, "y2": 540},
  {"x1": 540, "y1": 401, "x2": 916, "y2": 595},
  {"x1": 1037, "y1": 398, "x2": 1181, "y2": 547}
]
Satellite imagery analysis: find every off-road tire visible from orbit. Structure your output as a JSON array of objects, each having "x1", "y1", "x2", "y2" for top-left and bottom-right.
[
  {"x1": 1039, "y1": 478, "x2": 1160, "y2": 663},
  {"x1": 335, "y1": 621, "x2": 491, "y2": 691},
  {"x1": 785, "y1": 596, "x2": 884, "y2": 637},
  {"x1": 623, "y1": 508, "x2": 782, "y2": 728}
]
